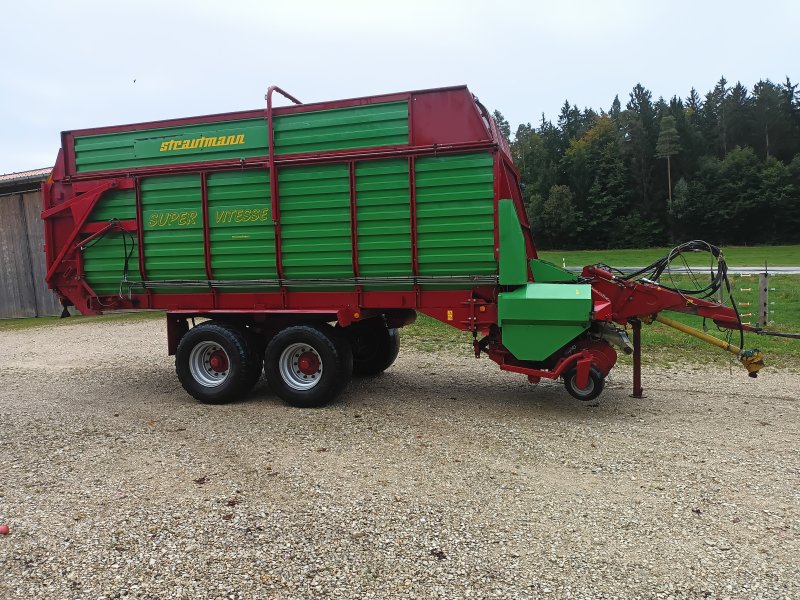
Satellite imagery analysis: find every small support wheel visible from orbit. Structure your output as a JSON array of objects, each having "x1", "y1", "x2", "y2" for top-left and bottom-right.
[
  {"x1": 176, "y1": 322, "x2": 257, "y2": 404},
  {"x1": 563, "y1": 366, "x2": 605, "y2": 401},
  {"x1": 264, "y1": 324, "x2": 353, "y2": 408},
  {"x1": 339, "y1": 318, "x2": 400, "y2": 376}
]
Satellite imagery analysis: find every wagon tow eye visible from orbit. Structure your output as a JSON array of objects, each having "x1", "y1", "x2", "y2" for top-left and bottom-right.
[{"x1": 644, "y1": 314, "x2": 765, "y2": 378}]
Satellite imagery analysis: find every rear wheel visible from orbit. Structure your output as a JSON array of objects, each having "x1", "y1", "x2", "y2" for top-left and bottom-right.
[
  {"x1": 563, "y1": 366, "x2": 605, "y2": 401},
  {"x1": 340, "y1": 318, "x2": 400, "y2": 376},
  {"x1": 264, "y1": 324, "x2": 353, "y2": 408},
  {"x1": 176, "y1": 322, "x2": 258, "y2": 404}
]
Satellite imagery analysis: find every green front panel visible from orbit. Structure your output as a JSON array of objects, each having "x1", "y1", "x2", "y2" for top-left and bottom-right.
[
  {"x1": 498, "y1": 283, "x2": 592, "y2": 361},
  {"x1": 355, "y1": 159, "x2": 412, "y2": 287},
  {"x1": 498, "y1": 198, "x2": 528, "y2": 285},
  {"x1": 141, "y1": 174, "x2": 205, "y2": 286},
  {"x1": 415, "y1": 153, "x2": 497, "y2": 278},
  {"x1": 207, "y1": 170, "x2": 276, "y2": 285},
  {"x1": 74, "y1": 119, "x2": 267, "y2": 173},
  {"x1": 279, "y1": 164, "x2": 353, "y2": 281},
  {"x1": 82, "y1": 189, "x2": 142, "y2": 294},
  {"x1": 273, "y1": 102, "x2": 408, "y2": 155}
]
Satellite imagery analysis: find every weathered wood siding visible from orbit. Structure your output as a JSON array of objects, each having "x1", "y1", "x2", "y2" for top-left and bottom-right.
[{"x1": 0, "y1": 191, "x2": 61, "y2": 318}]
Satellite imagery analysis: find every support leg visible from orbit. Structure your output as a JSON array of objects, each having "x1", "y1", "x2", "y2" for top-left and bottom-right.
[{"x1": 631, "y1": 319, "x2": 644, "y2": 398}]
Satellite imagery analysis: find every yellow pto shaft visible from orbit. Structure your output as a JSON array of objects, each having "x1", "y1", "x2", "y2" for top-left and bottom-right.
[{"x1": 651, "y1": 314, "x2": 765, "y2": 377}]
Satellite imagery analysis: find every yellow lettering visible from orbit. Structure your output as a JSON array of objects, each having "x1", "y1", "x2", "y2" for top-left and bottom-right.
[
  {"x1": 234, "y1": 134, "x2": 245, "y2": 145},
  {"x1": 159, "y1": 142, "x2": 169, "y2": 152},
  {"x1": 148, "y1": 214, "x2": 158, "y2": 227},
  {"x1": 216, "y1": 136, "x2": 227, "y2": 145},
  {"x1": 203, "y1": 138, "x2": 216, "y2": 148},
  {"x1": 188, "y1": 212, "x2": 197, "y2": 225},
  {"x1": 226, "y1": 135, "x2": 236, "y2": 145}
]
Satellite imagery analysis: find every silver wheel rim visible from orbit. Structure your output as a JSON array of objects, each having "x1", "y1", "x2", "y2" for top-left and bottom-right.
[
  {"x1": 189, "y1": 341, "x2": 230, "y2": 388},
  {"x1": 279, "y1": 343, "x2": 323, "y2": 390}
]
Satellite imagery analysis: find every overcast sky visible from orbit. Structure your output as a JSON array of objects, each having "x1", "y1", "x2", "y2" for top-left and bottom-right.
[{"x1": 1, "y1": 0, "x2": 797, "y2": 174}]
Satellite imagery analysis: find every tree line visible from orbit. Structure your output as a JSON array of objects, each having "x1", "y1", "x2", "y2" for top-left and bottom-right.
[{"x1": 494, "y1": 77, "x2": 800, "y2": 249}]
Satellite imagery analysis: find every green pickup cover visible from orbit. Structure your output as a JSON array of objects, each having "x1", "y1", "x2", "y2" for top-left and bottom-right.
[{"x1": 498, "y1": 283, "x2": 592, "y2": 361}]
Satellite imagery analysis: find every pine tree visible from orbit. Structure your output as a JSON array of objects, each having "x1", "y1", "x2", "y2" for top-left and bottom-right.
[
  {"x1": 492, "y1": 110, "x2": 511, "y2": 142},
  {"x1": 656, "y1": 115, "x2": 682, "y2": 240}
]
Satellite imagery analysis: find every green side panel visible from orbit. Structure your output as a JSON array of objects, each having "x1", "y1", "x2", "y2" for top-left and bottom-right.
[
  {"x1": 74, "y1": 119, "x2": 267, "y2": 173},
  {"x1": 498, "y1": 198, "x2": 528, "y2": 285},
  {"x1": 88, "y1": 188, "x2": 137, "y2": 222},
  {"x1": 207, "y1": 170, "x2": 276, "y2": 286},
  {"x1": 498, "y1": 283, "x2": 592, "y2": 361},
  {"x1": 82, "y1": 188, "x2": 142, "y2": 295},
  {"x1": 355, "y1": 159, "x2": 412, "y2": 289},
  {"x1": 530, "y1": 258, "x2": 578, "y2": 283},
  {"x1": 415, "y1": 152, "x2": 497, "y2": 279},
  {"x1": 279, "y1": 164, "x2": 353, "y2": 283},
  {"x1": 141, "y1": 174, "x2": 205, "y2": 288},
  {"x1": 273, "y1": 102, "x2": 408, "y2": 155}
]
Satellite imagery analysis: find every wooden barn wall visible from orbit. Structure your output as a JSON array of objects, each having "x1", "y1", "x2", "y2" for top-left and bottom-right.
[{"x1": 0, "y1": 191, "x2": 61, "y2": 318}]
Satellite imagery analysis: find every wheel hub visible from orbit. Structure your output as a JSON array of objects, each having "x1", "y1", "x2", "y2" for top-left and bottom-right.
[
  {"x1": 278, "y1": 343, "x2": 324, "y2": 390},
  {"x1": 188, "y1": 341, "x2": 230, "y2": 388},
  {"x1": 209, "y1": 350, "x2": 228, "y2": 372},
  {"x1": 297, "y1": 351, "x2": 320, "y2": 375}
]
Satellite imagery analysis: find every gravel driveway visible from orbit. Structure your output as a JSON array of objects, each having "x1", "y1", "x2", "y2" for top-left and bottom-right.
[{"x1": 1, "y1": 317, "x2": 798, "y2": 599}]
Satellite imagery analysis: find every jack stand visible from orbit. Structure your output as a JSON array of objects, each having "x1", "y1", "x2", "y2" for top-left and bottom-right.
[{"x1": 631, "y1": 319, "x2": 644, "y2": 398}]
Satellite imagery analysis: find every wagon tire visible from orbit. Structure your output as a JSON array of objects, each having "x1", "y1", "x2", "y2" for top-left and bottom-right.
[
  {"x1": 176, "y1": 322, "x2": 256, "y2": 404},
  {"x1": 264, "y1": 324, "x2": 353, "y2": 408},
  {"x1": 563, "y1": 366, "x2": 605, "y2": 401},
  {"x1": 339, "y1": 319, "x2": 400, "y2": 376}
]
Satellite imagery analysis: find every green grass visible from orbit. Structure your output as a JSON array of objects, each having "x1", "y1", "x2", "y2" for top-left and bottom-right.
[{"x1": 538, "y1": 244, "x2": 800, "y2": 269}]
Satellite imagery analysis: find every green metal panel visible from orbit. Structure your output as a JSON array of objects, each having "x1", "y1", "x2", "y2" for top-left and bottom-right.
[
  {"x1": 273, "y1": 102, "x2": 408, "y2": 155},
  {"x1": 141, "y1": 174, "x2": 205, "y2": 287},
  {"x1": 498, "y1": 198, "x2": 528, "y2": 285},
  {"x1": 530, "y1": 259, "x2": 577, "y2": 283},
  {"x1": 279, "y1": 164, "x2": 353, "y2": 281},
  {"x1": 207, "y1": 170, "x2": 276, "y2": 284},
  {"x1": 498, "y1": 283, "x2": 592, "y2": 361},
  {"x1": 415, "y1": 152, "x2": 497, "y2": 278},
  {"x1": 355, "y1": 159, "x2": 412, "y2": 288},
  {"x1": 74, "y1": 119, "x2": 267, "y2": 173},
  {"x1": 82, "y1": 189, "x2": 142, "y2": 295}
]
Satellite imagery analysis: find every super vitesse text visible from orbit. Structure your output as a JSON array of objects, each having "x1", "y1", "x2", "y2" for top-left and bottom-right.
[
  {"x1": 146, "y1": 208, "x2": 269, "y2": 229},
  {"x1": 159, "y1": 134, "x2": 245, "y2": 152}
]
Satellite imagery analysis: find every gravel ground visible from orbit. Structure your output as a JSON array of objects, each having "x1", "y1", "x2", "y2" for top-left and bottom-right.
[{"x1": 1, "y1": 317, "x2": 798, "y2": 599}]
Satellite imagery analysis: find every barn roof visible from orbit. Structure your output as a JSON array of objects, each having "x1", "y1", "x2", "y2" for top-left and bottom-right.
[{"x1": 0, "y1": 168, "x2": 52, "y2": 195}]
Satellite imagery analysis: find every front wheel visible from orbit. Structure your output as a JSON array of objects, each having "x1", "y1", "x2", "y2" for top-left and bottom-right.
[
  {"x1": 563, "y1": 366, "x2": 605, "y2": 401},
  {"x1": 264, "y1": 324, "x2": 353, "y2": 408},
  {"x1": 176, "y1": 322, "x2": 258, "y2": 404}
]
